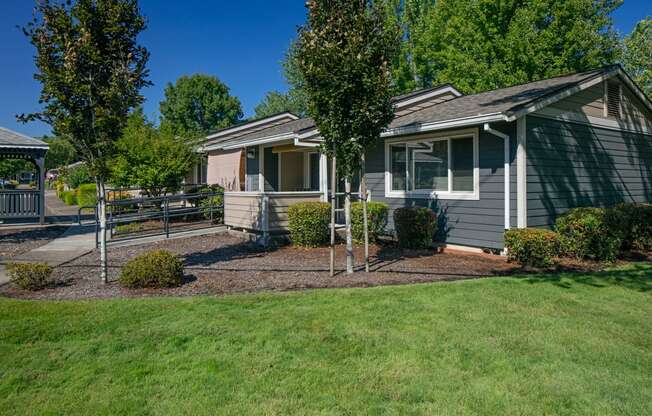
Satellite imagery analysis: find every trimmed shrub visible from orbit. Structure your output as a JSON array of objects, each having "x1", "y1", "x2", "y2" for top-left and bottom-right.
[
  {"x1": 200, "y1": 194, "x2": 224, "y2": 223},
  {"x1": 7, "y1": 262, "x2": 54, "y2": 291},
  {"x1": 504, "y1": 228, "x2": 559, "y2": 267},
  {"x1": 76, "y1": 183, "x2": 97, "y2": 207},
  {"x1": 288, "y1": 201, "x2": 331, "y2": 247},
  {"x1": 393, "y1": 207, "x2": 437, "y2": 249},
  {"x1": 65, "y1": 165, "x2": 92, "y2": 189},
  {"x1": 60, "y1": 190, "x2": 77, "y2": 205},
  {"x1": 555, "y1": 207, "x2": 622, "y2": 261},
  {"x1": 119, "y1": 250, "x2": 184, "y2": 289},
  {"x1": 608, "y1": 203, "x2": 652, "y2": 251},
  {"x1": 351, "y1": 201, "x2": 389, "y2": 243}
]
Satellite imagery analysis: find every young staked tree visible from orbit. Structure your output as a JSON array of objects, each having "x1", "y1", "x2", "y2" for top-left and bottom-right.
[
  {"x1": 21, "y1": 0, "x2": 150, "y2": 283},
  {"x1": 296, "y1": 0, "x2": 399, "y2": 274}
]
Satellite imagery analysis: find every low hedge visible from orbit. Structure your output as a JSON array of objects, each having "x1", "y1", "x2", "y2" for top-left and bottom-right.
[
  {"x1": 393, "y1": 207, "x2": 437, "y2": 249},
  {"x1": 119, "y1": 250, "x2": 184, "y2": 289},
  {"x1": 60, "y1": 190, "x2": 77, "y2": 205},
  {"x1": 555, "y1": 207, "x2": 622, "y2": 261},
  {"x1": 504, "y1": 228, "x2": 559, "y2": 267},
  {"x1": 7, "y1": 262, "x2": 54, "y2": 291},
  {"x1": 288, "y1": 201, "x2": 331, "y2": 247},
  {"x1": 76, "y1": 183, "x2": 97, "y2": 207},
  {"x1": 200, "y1": 195, "x2": 224, "y2": 223},
  {"x1": 351, "y1": 201, "x2": 388, "y2": 243}
]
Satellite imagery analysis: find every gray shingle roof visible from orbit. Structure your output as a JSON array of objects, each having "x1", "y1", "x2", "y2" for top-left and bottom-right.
[
  {"x1": 216, "y1": 117, "x2": 316, "y2": 148},
  {"x1": 389, "y1": 67, "x2": 607, "y2": 129},
  {"x1": 0, "y1": 127, "x2": 48, "y2": 148}
]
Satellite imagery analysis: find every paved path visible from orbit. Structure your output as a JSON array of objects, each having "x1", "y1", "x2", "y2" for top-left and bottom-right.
[{"x1": 12, "y1": 225, "x2": 96, "y2": 266}]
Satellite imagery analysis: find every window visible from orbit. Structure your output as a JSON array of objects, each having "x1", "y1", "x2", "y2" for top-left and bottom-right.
[{"x1": 387, "y1": 131, "x2": 478, "y2": 199}]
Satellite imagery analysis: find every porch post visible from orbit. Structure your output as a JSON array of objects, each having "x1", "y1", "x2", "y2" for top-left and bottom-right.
[
  {"x1": 319, "y1": 153, "x2": 328, "y2": 202},
  {"x1": 258, "y1": 145, "x2": 265, "y2": 192},
  {"x1": 36, "y1": 156, "x2": 45, "y2": 224}
]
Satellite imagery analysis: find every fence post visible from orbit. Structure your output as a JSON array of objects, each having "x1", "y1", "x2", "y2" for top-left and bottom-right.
[{"x1": 164, "y1": 197, "x2": 170, "y2": 238}]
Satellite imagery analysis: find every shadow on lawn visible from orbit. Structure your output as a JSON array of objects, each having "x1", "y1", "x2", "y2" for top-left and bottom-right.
[{"x1": 515, "y1": 263, "x2": 652, "y2": 293}]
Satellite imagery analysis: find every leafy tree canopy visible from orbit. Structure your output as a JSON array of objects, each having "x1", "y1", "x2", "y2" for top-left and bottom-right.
[
  {"x1": 20, "y1": 0, "x2": 151, "y2": 182},
  {"x1": 387, "y1": 0, "x2": 623, "y2": 94},
  {"x1": 44, "y1": 136, "x2": 77, "y2": 171},
  {"x1": 0, "y1": 159, "x2": 31, "y2": 181},
  {"x1": 296, "y1": 0, "x2": 400, "y2": 178},
  {"x1": 623, "y1": 17, "x2": 652, "y2": 98},
  {"x1": 111, "y1": 109, "x2": 197, "y2": 196},
  {"x1": 159, "y1": 74, "x2": 243, "y2": 139},
  {"x1": 253, "y1": 91, "x2": 304, "y2": 119}
]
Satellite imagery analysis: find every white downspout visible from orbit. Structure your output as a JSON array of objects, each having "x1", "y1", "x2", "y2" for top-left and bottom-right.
[{"x1": 483, "y1": 123, "x2": 510, "y2": 230}]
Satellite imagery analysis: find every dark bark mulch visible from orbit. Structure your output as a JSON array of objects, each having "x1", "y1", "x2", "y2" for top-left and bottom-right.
[
  {"x1": 1, "y1": 233, "x2": 646, "y2": 300},
  {"x1": 0, "y1": 226, "x2": 69, "y2": 261}
]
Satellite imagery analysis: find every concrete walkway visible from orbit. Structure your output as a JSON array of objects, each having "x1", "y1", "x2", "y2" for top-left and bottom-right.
[{"x1": 12, "y1": 225, "x2": 96, "y2": 266}]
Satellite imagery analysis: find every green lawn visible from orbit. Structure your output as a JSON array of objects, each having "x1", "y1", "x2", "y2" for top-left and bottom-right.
[{"x1": 1, "y1": 265, "x2": 651, "y2": 415}]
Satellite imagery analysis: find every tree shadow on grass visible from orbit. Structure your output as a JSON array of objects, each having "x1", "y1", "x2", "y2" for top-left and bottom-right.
[{"x1": 513, "y1": 263, "x2": 652, "y2": 293}]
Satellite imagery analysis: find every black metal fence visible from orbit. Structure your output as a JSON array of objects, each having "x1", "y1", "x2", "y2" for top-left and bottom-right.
[{"x1": 85, "y1": 185, "x2": 224, "y2": 246}]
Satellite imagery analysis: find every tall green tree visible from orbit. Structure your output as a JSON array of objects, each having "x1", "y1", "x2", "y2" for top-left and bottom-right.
[
  {"x1": 44, "y1": 136, "x2": 77, "y2": 171},
  {"x1": 21, "y1": 0, "x2": 150, "y2": 283},
  {"x1": 159, "y1": 74, "x2": 243, "y2": 139},
  {"x1": 623, "y1": 17, "x2": 652, "y2": 98},
  {"x1": 296, "y1": 0, "x2": 400, "y2": 274},
  {"x1": 254, "y1": 91, "x2": 305, "y2": 119},
  {"x1": 111, "y1": 110, "x2": 196, "y2": 197},
  {"x1": 389, "y1": 0, "x2": 623, "y2": 94}
]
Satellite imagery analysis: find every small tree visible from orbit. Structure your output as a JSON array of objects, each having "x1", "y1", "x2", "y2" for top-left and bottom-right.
[
  {"x1": 21, "y1": 0, "x2": 151, "y2": 283},
  {"x1": 159, "y1": 74, "x2": 243, "y2": 139},
  {"x1": 111, "y1": 110, "x2": 197, "y2": 196},
  {"x1": 296, "y1": 0, "x2": 399, "y2": 274}
]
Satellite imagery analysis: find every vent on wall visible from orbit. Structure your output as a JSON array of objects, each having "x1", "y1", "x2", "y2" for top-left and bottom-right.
[{"x1": 606, "y1": 81, "x2": 621, "y2": 119}]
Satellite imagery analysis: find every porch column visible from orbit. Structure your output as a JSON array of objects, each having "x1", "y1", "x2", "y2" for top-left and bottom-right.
[
  {"x1": 319, "y1": 153, "x2": 328, "y2": 202},
  {"x1": 35, "y1": 156, "x2": 45, "y2": 224},
  {"x1": 258, "y1": 145, "x2": 265, "y2": 192}
]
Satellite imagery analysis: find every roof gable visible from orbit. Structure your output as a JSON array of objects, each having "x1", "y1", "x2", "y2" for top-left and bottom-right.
[{"x1": 202, "y1": 112, "x2": 299, "y2": 147}]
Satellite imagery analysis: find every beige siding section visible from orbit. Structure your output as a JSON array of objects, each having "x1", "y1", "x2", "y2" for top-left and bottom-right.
[
  {"x1": 549, "y1": 79, "x2": 652, "y2": 131},
  {"x1": 224, "y1": 192, "x2": 322, "y2": 232},
  {"x1": 549, "y1": 83, "x2": 605, "y2": 118}
]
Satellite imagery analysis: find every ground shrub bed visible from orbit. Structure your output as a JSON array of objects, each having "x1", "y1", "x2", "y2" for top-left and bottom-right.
[
  {"x1": 119, "y1": 249, "x2": 184, "y2": 289},
  {"x1": 555, "y1": 207, "x2": 622, "y2": 261},
  {"x1": 60, "y1": 190, "x2": 77, "y2": 205},
  {"x1": 393, "y1": 207, "x2": 437, "y2": 249},
  {"x1": 288, "y1": 201, "x2": 331, "y2": 247},
  {"x1": 76, "y1": 183, "x2": 97, "y2": 207},
  {"x1": 351, "y1": 201, "x2": 388, "y2": 243}
]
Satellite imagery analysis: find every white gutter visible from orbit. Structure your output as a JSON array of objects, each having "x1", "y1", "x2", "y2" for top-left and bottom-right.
[
  {"x1": 382, "y1": 112, "x2": 506, "y2": 137},
  {"x1": 221, "y1": 133, "x2": 296, "y2": 150},
  {"x1": 483, "y1": 123, "x2": 510, "y2": 230},
  {"x1": 293, "y1": 138, "x2": 320, "y2": 148}
]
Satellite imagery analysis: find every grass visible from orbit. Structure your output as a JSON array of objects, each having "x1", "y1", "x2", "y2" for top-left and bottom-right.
[{"x1": 1, "y1": 264, "x2": 651, "y2": 415}]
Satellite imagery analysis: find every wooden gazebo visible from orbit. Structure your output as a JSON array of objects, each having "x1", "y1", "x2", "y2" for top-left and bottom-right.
[{"x1": 0, "y1": 127, "x2": 48, "y2": 224}]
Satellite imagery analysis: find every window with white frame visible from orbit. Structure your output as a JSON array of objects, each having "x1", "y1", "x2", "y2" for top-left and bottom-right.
[{"x1": 386, "y1": 132, "x2": 478, "y2": 199}]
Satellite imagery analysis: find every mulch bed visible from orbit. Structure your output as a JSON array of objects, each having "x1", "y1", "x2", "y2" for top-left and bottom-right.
[
  {"x1": 3, "y1": 232, "x2": 646, "y2": 301},
  {"x1": 0, "y1": 226, "x2": 69, "y2": 261}
]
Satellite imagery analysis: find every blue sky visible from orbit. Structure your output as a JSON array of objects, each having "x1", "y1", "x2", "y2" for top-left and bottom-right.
[{"x1": 0, "y1": 0, "x2": 649, "y2": 138}]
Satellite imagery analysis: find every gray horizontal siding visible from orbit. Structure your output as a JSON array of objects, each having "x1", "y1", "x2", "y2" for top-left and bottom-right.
[
  {"x1": 366, "y1": 123, "x2": 516, "y2": 250},
  {"x1": 526, "y1": 115, "x2": 652, "y2": 227}
]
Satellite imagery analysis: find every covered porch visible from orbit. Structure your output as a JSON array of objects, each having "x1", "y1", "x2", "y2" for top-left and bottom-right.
[
  {"x1": 223, "y1": 141, "x2": 329, "y2": 234},
  {"x1": 0, "y1": 128, "x2": 48, "y2": 225}
]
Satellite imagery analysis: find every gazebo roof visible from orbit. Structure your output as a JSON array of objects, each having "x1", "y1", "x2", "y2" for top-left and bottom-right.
[{"x1": 0, "y1": 127, "x2": 48, "y2": 149}]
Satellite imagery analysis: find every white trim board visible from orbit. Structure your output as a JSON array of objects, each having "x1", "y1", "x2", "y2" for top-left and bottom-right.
[
  {"x1": 516, "y1": 117, "x2": 527, "y2": 228},
  {"x1": 205, "y1": 112, "x2": 298, "y2": 141}
]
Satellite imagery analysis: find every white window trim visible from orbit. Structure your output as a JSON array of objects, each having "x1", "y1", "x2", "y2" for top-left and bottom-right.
[{"x1": 384, "y1": 128, "x2": 480, "y2": 200}]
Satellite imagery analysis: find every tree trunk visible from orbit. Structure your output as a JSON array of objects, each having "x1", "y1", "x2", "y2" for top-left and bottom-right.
[
  {"x1": 329, "y1": 149, "x2": 336, "y2": 277},
  {"x1": 344, "y1": 177, "x2": 354, "y2": 274},
  {"x1": 97, "y1": 180, "x2": 108, "y2": 284},
  {"x1": 361, "y1": 154, "x2": 369, "y2": 273}
]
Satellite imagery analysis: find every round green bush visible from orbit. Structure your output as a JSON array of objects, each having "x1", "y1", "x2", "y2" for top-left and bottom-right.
[
  {"x1": 120, "y1": 250, "x2": 184, "y2": 289},
  {"x1": 288, "y1": 201, "x2": 331, "y2": 247},
  {"x1": 7, "y1": 262, "x2": 54, "y2": 291},
  {"x1": 607, "y1": 203, "x2": 652, "y2": 251},
  {"x1": 393, "y1": 207, "x2": 437, "y2": 249},
  {"x1": 200, "y1": 194, "x2": 224, "y2": 223},
  {"x1": 504, "y1": 228, "x2": 559, "y2": 267},
  {"x1": 76, "y1": 183, "x2": 97, "y2": 207},
  {"x1": 351, "y1": 201, "x2": 389, "y2": 243},
  {"x1": 555, "y1": 207, "x2": 622, "y2": 261}
]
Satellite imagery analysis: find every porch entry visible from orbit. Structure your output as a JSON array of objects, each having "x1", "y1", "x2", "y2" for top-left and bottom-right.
[{"x1": 262, "y1": 145, "x2": 321, "y2": 192}]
